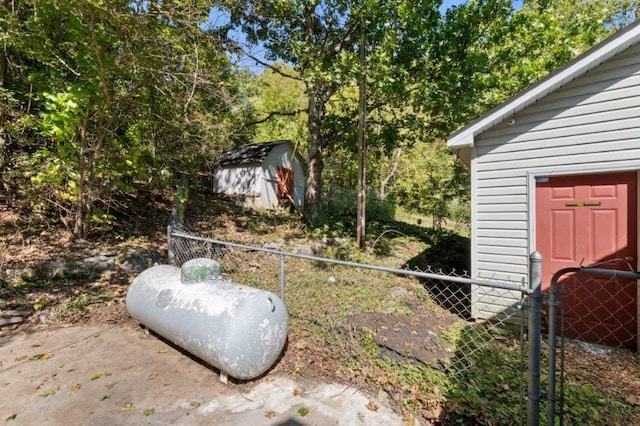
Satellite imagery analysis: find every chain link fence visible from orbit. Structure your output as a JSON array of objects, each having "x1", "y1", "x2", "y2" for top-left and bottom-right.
[
  {"x1": 166, "y1": 193, "x2": 640, "y2": 424},
  {"x1": 167, "y1": 209, "x2": 537, "y2": 423}
]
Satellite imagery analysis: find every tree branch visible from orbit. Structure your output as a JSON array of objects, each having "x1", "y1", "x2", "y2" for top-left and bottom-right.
[
  {"x1": 240, "y1": 108, "x2": 306, "y2": 131},
  {"x1": 230, "y1": 41, "x2": 304, "y2": 81}
]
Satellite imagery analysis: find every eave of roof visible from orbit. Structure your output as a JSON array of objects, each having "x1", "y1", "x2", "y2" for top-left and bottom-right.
[{"x1": 447, "y1": 19, "x2": 640, "y2": 149}]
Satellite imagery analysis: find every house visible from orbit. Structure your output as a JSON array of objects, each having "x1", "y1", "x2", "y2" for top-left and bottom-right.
[
  {"x1": 213, "y1": 140, "x2": 306, "y2": 210},
  {"x1": 447, "y1": 20, "x2": 640, "y2": 349}
]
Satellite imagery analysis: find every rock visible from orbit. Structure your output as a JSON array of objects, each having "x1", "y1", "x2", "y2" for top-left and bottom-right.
[
  {"x1": 79, "y1": 255, "x2": 115, "y2": 273},
  {"x1": 295, "y1": 244, "x2": 314, "y2": 256},
  {"x1": 0, "y1": 316, "x2": 24, "y2": 327},
  {"x1": 1, "y1": 309, "x2": 30, "y2": 317},
  {"x1": 389, "y1": 286, "x2": 409, "y2": 298},
  {"x1": 263, "y1": 241, "x2": 284, "y2": 251},
  {"x1": 57, "y1": 255, "x2": 116, "y2": 278},
  {"x1": 119, "y1": 250, "x2": 161, "y2": 273}
]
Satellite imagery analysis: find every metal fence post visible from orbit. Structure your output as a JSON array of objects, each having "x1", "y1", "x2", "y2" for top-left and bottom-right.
[
  {"x1": 528, "y1": 251, "x2": 543, "y2": 426},
  {"x1": 167, "y1": 223, "x2": 175, "y2": 265},
  {"x1": 279, "y1": 254, "x2": 286, "y2": 302}
]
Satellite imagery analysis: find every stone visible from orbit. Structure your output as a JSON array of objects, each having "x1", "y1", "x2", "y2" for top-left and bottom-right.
[{"x1": 119, "y1": 250, "x2": 161, "y2": 273}]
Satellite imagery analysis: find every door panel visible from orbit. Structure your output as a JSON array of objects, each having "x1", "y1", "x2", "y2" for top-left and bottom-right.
[{"x1": 536, "y1": 172, "x2": 637, "y2": 349}]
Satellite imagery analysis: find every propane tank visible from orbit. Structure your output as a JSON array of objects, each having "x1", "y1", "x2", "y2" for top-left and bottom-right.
[{"x1": 126, "y1": 258, "x2": 288, "y2": 381}]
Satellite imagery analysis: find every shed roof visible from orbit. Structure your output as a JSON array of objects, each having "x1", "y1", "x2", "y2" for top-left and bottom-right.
[
  {"x1": 447, "y1": 19, "x2": 640, "y2": 150},
  {"x1": 217, "y1": 140, "x2": 292, "y2": 166}
]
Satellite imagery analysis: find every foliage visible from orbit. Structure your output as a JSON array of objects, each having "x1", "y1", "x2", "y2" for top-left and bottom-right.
[
  {"x1": 390, "y1": 141, "x2": 469, "y2": 228},
  {"x1": 222, "y1": 0, "x2": 448, "y2": 218},
  {"x1": 0, "y1": 0, "x2": 248, "y2": 237},
  {"x1": 223, "y1": 0, "x2": 629, "y2": 226},
  {"x1": 249, "y1": 63, "x2": 308, "y2": 148}
]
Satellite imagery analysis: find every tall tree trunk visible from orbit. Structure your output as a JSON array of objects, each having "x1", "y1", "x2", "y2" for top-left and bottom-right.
[
  {"x1": 304, "y1": 89, "x2": 324, "y2": 219},
  {"x1": 0, "y1": 0, "x2": 11, "y2": 207}
]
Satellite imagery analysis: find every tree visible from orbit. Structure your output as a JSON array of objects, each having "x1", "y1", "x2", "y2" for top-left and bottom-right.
[
  {"x1": 1, "y1": 0, "x2": 246, "y2": 238},
  {"x1": 222, "y1": 0, "x2": 443, "y2": 219},
  {"x1": 248, "y1": 63, "x2": 307, "y2": 146},
  {"x1": 433, "y1": 0, "x2": 634, "y2": 134}
]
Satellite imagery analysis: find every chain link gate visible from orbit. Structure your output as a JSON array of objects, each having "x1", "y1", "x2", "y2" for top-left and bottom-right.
[{"x1": 546, "y1": 264, "x2": 640, "y2": 425}]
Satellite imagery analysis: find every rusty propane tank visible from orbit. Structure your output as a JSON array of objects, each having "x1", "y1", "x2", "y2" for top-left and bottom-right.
[{"x1": 126, "y1": 258, "x2": 288, "y2": 381}]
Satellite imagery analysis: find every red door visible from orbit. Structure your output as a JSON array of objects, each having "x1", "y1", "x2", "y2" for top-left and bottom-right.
[
  {"x1": 536, "y1": 172, "x2": 638, "y2": 349},
  {"x1": 276, "y1": 166, "x2": 294, "y2": 204}
]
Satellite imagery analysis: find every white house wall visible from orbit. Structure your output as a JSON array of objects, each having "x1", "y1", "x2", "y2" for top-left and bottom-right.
[{"x1": 471, "y1": 43, "x2": 640, "y2": 320}]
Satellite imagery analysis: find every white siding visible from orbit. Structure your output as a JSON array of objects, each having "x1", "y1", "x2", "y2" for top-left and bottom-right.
[
  {"x1": 213, "y1": 142, "x2": 306, "y2": 210},
  {"x1": 262, "y1": 143, "x2": 306, "y2": 209},
  {"x1": 471, "y1": 43, "x2": 640, "y2": 320},
  {"x1": 213, "y1": 165, "x2": 261, "y2": 195}
]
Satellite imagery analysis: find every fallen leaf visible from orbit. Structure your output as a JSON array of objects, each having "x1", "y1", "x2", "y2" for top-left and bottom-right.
[
  {"x1": 265, "y1": 410, "x2": 277, "y2": 419},
  {"x1": 0, "y1": 382, "x2": 9, "y2": 388},
  {"x1": 292, "y1": 388, "x2": 301, "y2": 396},
  {"x1": 366, "y1": 401, "x2": 378, "y2": 412},
  {"x1": 105, "y1": 381, "x2": 117, "y2": 389},
  {"x1": 39, "y1": 386, "x2": 59, "y2": 397},
  {"x1": 163, "y1": 382, "x2": 171, "y2": 387},
  {"x1": 93, "y1": 333, "x2": 102, "y2": 338},
  {"x1": 14, "y1": 355, "x2": 27, "y2": 362},
  {"x1": 298, "y1": 407, "x2": 309, "y2": 417},
  {"x1": 71, "y1": 383, "x2": 81, "y2": 391},
  {"x1": 158, "y1": 349, "x2": 168, "y2": 354},
  {"x1": 147, "y1": 372, "x2": 158, "y2": 380},
  {"x1": 100, "y1": 394, "x2": 111, "y2": 401},
  {"x1": 5, "y1": 414, "x2": 17, "y2": 421},
  {"x1": 118, "y1": 402, "x2": 134, "y2": 413},
  {"x1": 142, "y1": 408, "x2": 155, "y2": 416}
]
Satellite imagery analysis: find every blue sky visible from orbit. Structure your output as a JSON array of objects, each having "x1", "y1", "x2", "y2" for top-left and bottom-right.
[{"x1": 440, "y1": 0, "x2": 468, "y2": 12}]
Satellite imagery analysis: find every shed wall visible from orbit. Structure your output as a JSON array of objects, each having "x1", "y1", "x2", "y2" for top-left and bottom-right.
[
  {"x1": 213, "y1": 165, "x2": 262, "y2": 196},
  {"x1": 261, "y1": 143, "x2": 306, "y2": 209},
  {"x1": 471, "y1": 43, "x2": 640, "y2": 319}
]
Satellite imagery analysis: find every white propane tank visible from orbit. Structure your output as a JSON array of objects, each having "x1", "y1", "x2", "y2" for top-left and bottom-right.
[{"x1": 126, "y1": 258, "x2": 288, "y2": 380}]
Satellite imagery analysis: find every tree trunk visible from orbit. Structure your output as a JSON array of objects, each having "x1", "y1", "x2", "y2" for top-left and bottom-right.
[
  {"x1": 0, "y1": 0, "x2": 11, "y2": 207},
  {"x1": 304, "y1": 89, "x2": 324, "y2": 219}
]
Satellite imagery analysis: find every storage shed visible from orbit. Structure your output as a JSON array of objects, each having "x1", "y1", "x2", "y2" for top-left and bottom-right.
[
  {"x1": 213, "y1": 140, "x2": 306, "y2": 210},
  {"x1": 447, "y1": 21, "x2": 640, "y2": 349}
]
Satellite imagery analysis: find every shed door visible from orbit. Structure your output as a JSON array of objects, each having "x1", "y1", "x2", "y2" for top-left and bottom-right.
[
  {"x1": 276, "y1": 166, "x2": 294, "y2": 204},
  {"x1": 536, "y1": 172, "x2": 637, "y2": 349}
]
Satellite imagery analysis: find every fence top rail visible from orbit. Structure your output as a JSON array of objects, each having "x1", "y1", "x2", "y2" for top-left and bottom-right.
[
  {"x1": 551, "y1": 266, "x2": 640, "y2": 285},
  {"x1": 171, "y1": 230, "x2": 530, "y2": 293}
]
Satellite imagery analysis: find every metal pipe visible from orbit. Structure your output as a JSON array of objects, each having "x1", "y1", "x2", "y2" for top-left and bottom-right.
[
  {"x1": 171, "y1": 230, "x2": 530, "y2": 293},
  {"x1": 528, "y1": 251, "x2": 543, "y2": 426}
]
